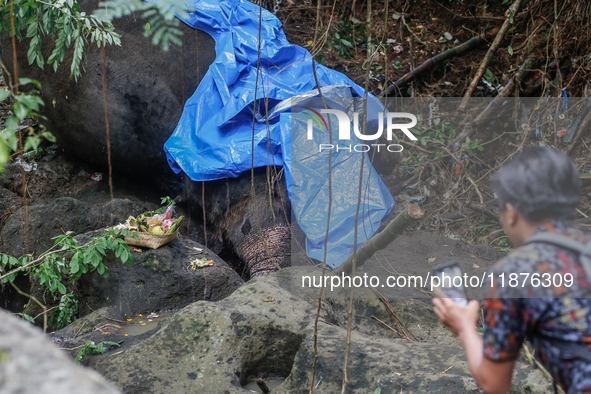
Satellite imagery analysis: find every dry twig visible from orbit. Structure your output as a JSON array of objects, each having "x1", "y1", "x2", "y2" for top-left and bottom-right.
[
  {"x1": 371, "y1": 315, "x2": 403, "y2": 337},
  {"x1": 384, "y1": 28, "x2": 500, "y2": 97},
  {"x1": 459, "y1": 0, "x2": 532, "y2": 110}
]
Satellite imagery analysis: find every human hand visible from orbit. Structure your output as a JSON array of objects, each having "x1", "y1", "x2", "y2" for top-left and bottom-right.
[{"x1": 432, "y1": 290, "x2": 480, "y2": 338}]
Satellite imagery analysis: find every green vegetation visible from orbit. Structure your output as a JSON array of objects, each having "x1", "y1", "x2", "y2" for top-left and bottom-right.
[
  {"x1": 460, "y1": 136, "x2": 484, "y2": 157},
  {"x1": 75, "y1": 340, "x2": 122, "y2": 364},
  {"x1": 0, "y1": 0, "x2": 191, "y2": 171},
  {"x1": 1, "y1": 228, "x2": 137, "y2": 297},
  {"x1": 49, "y1": 293, "x2": 79, "y2": 329}
]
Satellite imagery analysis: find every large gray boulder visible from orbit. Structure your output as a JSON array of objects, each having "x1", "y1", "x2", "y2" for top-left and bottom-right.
[
  {"x1": 2, "y1": 0, "x2": 216, "y2": 184},
  {"x1": 0, "y1": 310, "x2": 121, "y2": 394},
  {"x1": 0, "y1": 186, "x2": 19, "y2": 217},
  {"x1": 74, "y1": 236, "x2": 244, "y2": 317},
  {"x1": 1, "y1": 197, "x2": 156, "y2": 257},
  {"x1": 19, "y1": 232, "x2": 243, "y2": 321},
  {"x1": 81, "y1": 267, "x2": 550, "y2": 393}
]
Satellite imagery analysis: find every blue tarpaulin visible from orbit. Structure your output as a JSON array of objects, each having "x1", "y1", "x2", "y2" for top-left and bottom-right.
[{"x1": 164, "y1": 0, "x2": 395, "y2": 268}]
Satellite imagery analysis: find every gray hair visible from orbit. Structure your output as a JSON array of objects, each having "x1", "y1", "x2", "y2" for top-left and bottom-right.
[{"x1": 492, "y1": 145, "x2": 581, "y2": 222}]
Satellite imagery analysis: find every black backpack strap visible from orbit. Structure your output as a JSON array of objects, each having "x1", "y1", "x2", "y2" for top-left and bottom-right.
[{"x1": 525, "y1": 233, "x2": 591, "y2": 283}]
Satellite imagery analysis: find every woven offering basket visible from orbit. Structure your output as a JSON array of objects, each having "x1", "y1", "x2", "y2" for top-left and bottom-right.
[{"x1": 124, "y1": 230, "x2": 179, "y2": 250}]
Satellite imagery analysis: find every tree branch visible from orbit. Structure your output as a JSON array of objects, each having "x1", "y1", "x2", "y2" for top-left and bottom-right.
[
  {"x1": 335, "y1": 204, "x2": 425, "y2": 276},
  {"x1": 458, "y1": 0, "x2": 531, "y2": 110}
]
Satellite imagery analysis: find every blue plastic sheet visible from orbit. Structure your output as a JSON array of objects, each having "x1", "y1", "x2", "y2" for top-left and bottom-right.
[{"x1": 164, "y1": 0, "x2": 395, "y2": 268}]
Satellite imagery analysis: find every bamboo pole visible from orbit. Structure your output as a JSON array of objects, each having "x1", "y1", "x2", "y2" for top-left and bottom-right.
[
  {"x1": 383, "y1": 28, "x2": 499, "y2": 97},
  {"x1": 335, "y1": 204, "x2": 425, "y2": 276},
  {"x1": 458, "y1": 0, "x2": 532, "y2": 111}
]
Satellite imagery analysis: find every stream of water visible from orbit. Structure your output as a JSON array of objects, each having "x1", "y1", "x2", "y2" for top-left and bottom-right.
[{"x1": 116, "y1": 311, "x2": 177, "y2": 336}]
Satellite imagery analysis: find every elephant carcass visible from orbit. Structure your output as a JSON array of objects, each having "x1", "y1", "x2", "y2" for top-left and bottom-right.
[
  {"x1": 188, "y1": 168, "x2": 295, "y2": 278},
  {"x1": 1, "y1": 0, "x2": 216, "y2": 186}
]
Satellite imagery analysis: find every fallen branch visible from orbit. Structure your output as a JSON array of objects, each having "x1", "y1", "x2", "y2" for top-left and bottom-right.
[
  {"x1": 384, "y1": 28, "x2": 499, "y2": 97},
  {"x1": 565, "y1": 106, "x2": 591, "y2": 156},
  {"x1": 466, "y1": 175, "x2": 484, "y2": 204},
  {"x1": 372, "y1": 288, "x2": 419, "y2": 341},
  {"x1": 335, "y1": 204, "x2": 425, "y2": 276},
  {"x1": 371, "y1": 315, "x2": 403, "y2": 337},
  {"x1": 458, "y1": 0, "x2": 532, "y2": 110},
  {"x1": 441, "y1": 208, "x2": 476, "y2": 221},
  {"x1": 581, "y1": 174, "x2": 591, "y2": 188},
  {"x1": 448, "y1": 54, "x2": 537, "y2": 149},
  {"x1": 441, "y1": 365, "x2": 454, "y2": 374},
  {"x1": 466, "y1": 202, "x2": 499, "y2": 221},
  {"x1": 34, "y1": 305, "x2": 59, "y2": 320},
  {"x1": 401, "y1": 14, "x2": 427, "y2": 47}
]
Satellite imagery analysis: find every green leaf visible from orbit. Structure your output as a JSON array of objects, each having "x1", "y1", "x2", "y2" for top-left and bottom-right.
[
  {"x1": 18, "y1": 78, "x2": 41, "y2": 88},
  {"x1": 115, "y1": 245, "x2": 123, "y2": 258},
  {"x1": 120, "y1": 249, "x2": 129, "y2": 264},
  {"x1": 0, "y1": 140, "x2": 7, "y2": 171},
  {"x1": 484, "y1": 68, "x2": 495, "y2": 83},
  {"x1": 42, "y1": 131, "x2": 56, "y2": 142},
  {"x1": 374, "y1": 388, "x2": 382, "y2": 394},
  {"x1": 341, "y1": 39, "x2": 353, "y2": 48},
  {"x1": 57, "y1": 282, "x2": 67, "y2": 295},
  {"x1": 0, "y1": 89, "x2": 10, "y2": 103},
  {"x1": 508, "y1": 45, "x2": 513, "y2": 56},
  {"x1": 151, "y1": 26, "x2": 167, "y2": 45},
  {"x1": 27, "y1": 39, "x2": 37, "y2": 65},
  {"x1": 91, "y1": 252, "x2": 101, "y2": 267},
  {"x1": 16, "y1": 95, "x2": 41, "y2": 112},
  {"x1": 13, "y1": 102, "x2": 29, "y2": 120},
  {"x1": 26, "y1": 21, "x2": 37, "y2": 38},
  {"x1": 23, "y1": 135, "x2": 40, "y2": 152},
  {"x1": 167, "y1": 33, "x2": 182, "y2": 47},
  {"x1": 95, "y1": 343, "x2": 107, "y2": 354},
  {"x1": 5, "y1": 115, "x2": 18, "y2": 132},
  {"x1": 16, "y1": 313, "x2": 35, "y2": 323},
  {"x1": 70, "y1": 252, "x2": 80, "y2": 274},
  {"x1": 392, "y1": 12, "x2": 401, "y2": 20},
  {"x1": 8, "y1": 256, "x2": 18, "y2": 267}
]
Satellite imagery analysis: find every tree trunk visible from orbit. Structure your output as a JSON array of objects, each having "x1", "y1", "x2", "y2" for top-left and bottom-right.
[{"x1": 335, "y1": 204, "x2": 425, "y2": 276}]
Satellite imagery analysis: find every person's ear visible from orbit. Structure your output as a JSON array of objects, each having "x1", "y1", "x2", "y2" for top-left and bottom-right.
[{"x1": 504, "y1": 202, "x2": 518, "y2": 227}]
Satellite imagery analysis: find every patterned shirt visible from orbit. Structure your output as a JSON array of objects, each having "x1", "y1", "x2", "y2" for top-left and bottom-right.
[{"x1": 483, "y1": 221, "x2": 591, "y2": 394}]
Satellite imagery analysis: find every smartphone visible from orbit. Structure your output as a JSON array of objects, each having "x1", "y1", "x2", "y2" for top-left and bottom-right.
[{"x1": 432, "y1": 261, "x2": 468, "y2": 307}]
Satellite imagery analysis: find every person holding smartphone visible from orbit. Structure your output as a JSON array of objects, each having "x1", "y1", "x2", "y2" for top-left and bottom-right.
[{"x1": 432, "y1": 145, "x2": 591, "y2": 394}]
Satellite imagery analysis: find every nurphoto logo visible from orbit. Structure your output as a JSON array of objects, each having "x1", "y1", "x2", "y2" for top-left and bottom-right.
[{"x1": 303, "y1": 108, "x2": 418, "y2": 153}]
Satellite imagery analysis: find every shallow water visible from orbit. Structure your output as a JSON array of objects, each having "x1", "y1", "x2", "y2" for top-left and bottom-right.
[
  {"x1": 116, "y1": 311, "x2": 176, "y2": 336},
  {"x1": 242, "y1": 377, "x2": 286, "y2": 392}
]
